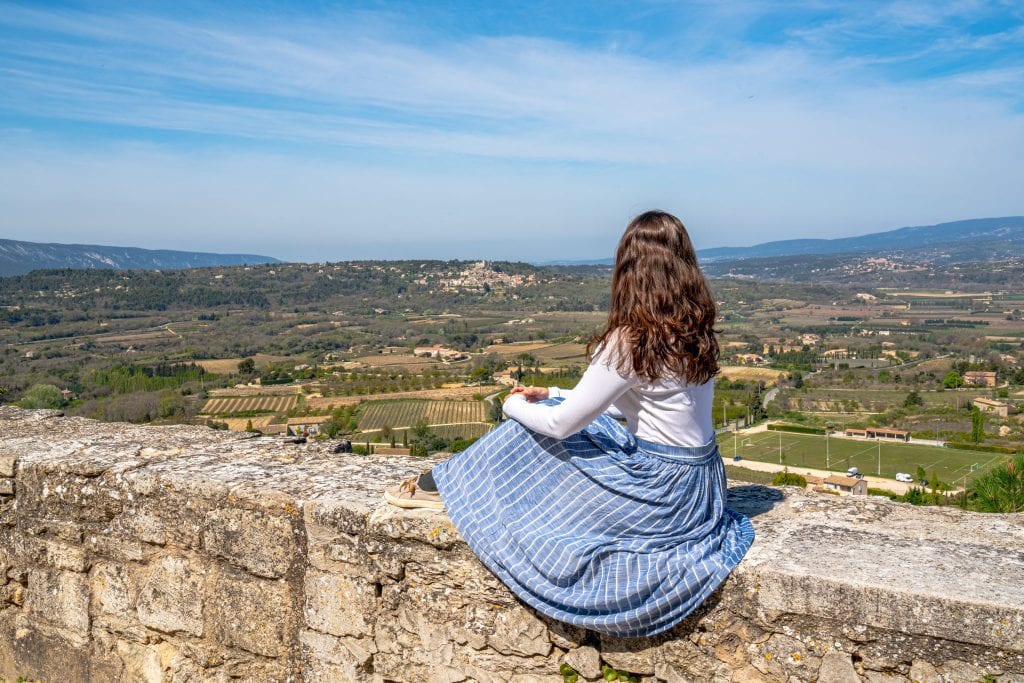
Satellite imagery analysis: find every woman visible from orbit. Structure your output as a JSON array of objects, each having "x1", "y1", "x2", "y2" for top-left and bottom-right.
[{"x1": 384, "y1": 210, "x2": 754, "y2": 638}]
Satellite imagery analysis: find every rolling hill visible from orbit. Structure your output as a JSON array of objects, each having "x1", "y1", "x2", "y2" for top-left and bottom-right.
[
  {"x1": 697, "y1": 216, "x2": 1024, "y2": 263},
  {"x1": 540, "y1": 216, "x2": 1024, "y2": 266},
  {"x1": 0, "y1": 239, "x2": 280, "y2": 277}
]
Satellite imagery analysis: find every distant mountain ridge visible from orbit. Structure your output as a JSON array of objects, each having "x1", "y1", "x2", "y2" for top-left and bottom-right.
[
  {"x1": 0, "y1": 239, "x2": 280, "y2": 277},
  {"x1": 697, "y1": 216, "x2": 1024, "y2": 262},
  {"x1": 539, "y1": 216, "x2": 1024, "y2": 266}
]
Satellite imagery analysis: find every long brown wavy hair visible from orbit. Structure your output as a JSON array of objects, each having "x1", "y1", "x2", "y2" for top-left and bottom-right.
[{"x1": 588, "y1": 210, "x2": 719, "y2": 384}]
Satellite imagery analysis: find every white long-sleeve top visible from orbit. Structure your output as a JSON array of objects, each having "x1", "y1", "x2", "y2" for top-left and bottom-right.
[{"x1": 502, "y1": 338, "x2": 715, "y2": 447}]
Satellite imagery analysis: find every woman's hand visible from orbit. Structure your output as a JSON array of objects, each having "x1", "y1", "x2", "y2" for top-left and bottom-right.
[{"x1": 506, "y1": 386, "x2": 549, "y2": 403}]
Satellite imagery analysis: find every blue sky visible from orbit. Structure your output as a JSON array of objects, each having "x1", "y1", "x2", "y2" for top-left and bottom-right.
[{"x1": 1, "y1": 1, "x2": 1022, "y2": 261}]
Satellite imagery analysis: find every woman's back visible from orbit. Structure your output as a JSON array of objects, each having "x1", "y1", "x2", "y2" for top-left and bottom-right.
[
  {"x1": 611, "y1": 374, "x2": 715, "y2": 447},
  {"x1": 506, "y1": 335, "x2": 716, "y2": 447}
]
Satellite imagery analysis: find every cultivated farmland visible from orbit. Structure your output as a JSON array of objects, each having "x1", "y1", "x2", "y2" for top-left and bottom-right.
[
  {"x1": 200, "y1": 395, "x2": 299, "y2": 415},
  {"x1": 719, "y1": 366, "x2": 786, "y2": 383},
  {"x1": 359, "y1": 400, "x2": 486, "y2": 430},
  {"x1": 359, "y1": 422, "x2": 492, "y2": 442}
]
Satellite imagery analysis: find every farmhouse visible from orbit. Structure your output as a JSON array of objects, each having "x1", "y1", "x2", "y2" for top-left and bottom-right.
[
  {"x1": 822, "y1": 475, "x2": 868, "y2": 496},
  {"x1": 735, "y1": 353, "x2": 765, "y2": 365},
  {"x1": 413, "y1": 345, "x2": 465, "y2": 361},
  {"x1": 762, "y1": 343, "x2": 803, "y2": 355},
  {"x1": 844, "y1": 427, "x2": 910, "y2": 442},
  {"x1": 973, "y1": 397, "x2": 1018, "y2": 418},
  {"x1": 963, "y1": 371, "x2": 997, "y2": 387},
  {"x1": 286, "y1": 416, "x2": 331, "y2": 437},
  {"x1": 492, "y1": 369, "x2": 516, "y2": 386}
]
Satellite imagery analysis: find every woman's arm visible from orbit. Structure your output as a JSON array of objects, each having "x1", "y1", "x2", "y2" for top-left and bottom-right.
[
  {"x1": 502, "y1": 349, "x2": 636, "y2": 439},
  {"x1": 546, "y1": 385, "x2": 626, "y2": 419}
]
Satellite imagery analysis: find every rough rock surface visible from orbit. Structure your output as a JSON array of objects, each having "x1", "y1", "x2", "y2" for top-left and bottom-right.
[{"x1": 0, "y1": 406, "x2": 1022, "y2": 682}]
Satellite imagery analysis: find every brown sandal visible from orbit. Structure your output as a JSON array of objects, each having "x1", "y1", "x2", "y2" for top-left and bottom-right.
[{"x1": 384, "y1": 475, "x2": 444, "y2": 510}]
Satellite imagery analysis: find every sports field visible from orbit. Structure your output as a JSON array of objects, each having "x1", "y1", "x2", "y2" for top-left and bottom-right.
[{"x1": 718, "y1": 430, "x2": 1010, "y2": 486}]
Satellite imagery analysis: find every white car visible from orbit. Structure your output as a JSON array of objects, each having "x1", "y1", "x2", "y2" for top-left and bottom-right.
[{"x1": 895, "y1": 472, "x2": 914, "y2": 483}]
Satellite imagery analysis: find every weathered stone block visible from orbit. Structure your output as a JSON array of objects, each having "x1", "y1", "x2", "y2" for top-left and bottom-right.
[
  {"x1": 562, "y1": 645, "x2": 601, "y2": 679},
  {"x1": 114, "y1": 639, "x2": 165, "y2": 683},
  {"x1": 137, "y1": 555, "x2": 204, "y2": 637},
  {"x1": 939, "y1": 659, "x2": 988, "y2": 682},
  {"x1": 208, "y1": 569, "x2": 294, "y2": 657},
  {"x1": 300, "y1": 628, "x2": 377, "y2": 683},
  {"x1": 89, "y1": 531, "x2": 148, "y2": 563},
  {"x1": 12, "y1": 619, "x2": 103, "y2": 682},
  {"x1": 11, "y1": 533, "x2": 88, "y2": 572},
  {"x1": 489, "y1": 608, "x2": 552, "y2": 658},
  {"x1": 818, "y1": 651, "x2": 861, "y2": 683},
  {"x1": 0, "y1": 478, "x2": 13, "y2": 495},
  {"x1": 42, "y1": 537, "x2": 89, "y2": 572},
  {"x1": 25, "y1": 568, "x2": 90, "y2": 638},
  {"x1": 599, "y1": 634, "x2": 658, "y2": 675},
  {"x1": 305, "y1": 519, "x2": 371, "y2": 575},
  {"x1": 111, "y1": 508, "x2": 168, "y2": 546},
  {"x1": 204, "y1": 507, "x2": 297, "y2": 579},
  {"x1": 0, "y1": 452, "x2": 17, "y2": 477},
  {"x1": 304, "y1": 568, "x2": 376, "y2": 637},
  {"x1": 910, "y1": 659, "x2": 941, "y2": 683},
  {"x1": 91, "y1": 561, "x2": 136, "y2": 621},
  {"x1": 864, "y1": 672, "x2": 910, "y2": 682}
]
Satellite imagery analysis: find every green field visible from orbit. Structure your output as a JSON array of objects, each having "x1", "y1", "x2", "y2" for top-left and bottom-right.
[{"x1": 719, "y1": 430, "x2": 1009, "y2": 486}]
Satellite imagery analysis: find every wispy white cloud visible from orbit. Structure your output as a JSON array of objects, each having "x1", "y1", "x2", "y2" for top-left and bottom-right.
[{"x1": 0, "y1": 1, "x2": 1021, "y2": 258}]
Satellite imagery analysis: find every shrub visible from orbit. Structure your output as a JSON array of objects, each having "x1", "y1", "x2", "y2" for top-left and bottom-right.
[
  {"x1": 18, "y1": 383, "x2": 64, "y2": 409},
  {"x1": 969, "y1": 454, "x2": 1024, "y2": 513},
  {"x1": 450, "y1": 437, "x2": 479, "y2": 453},
  {"x1": 867, "y1": 487, "x2": 901, "y2": 500},
  {"x1": 903, "y1": 391, "x2": 924, "y2": 408},
  {"x1": 767, "y1": 423, "x2": 825, "y2": 435},
  {"x1": 772, "y1": 471, "x2": 807, "y2": 487}
]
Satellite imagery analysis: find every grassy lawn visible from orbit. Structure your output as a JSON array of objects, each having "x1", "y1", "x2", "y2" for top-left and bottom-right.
[{"x1": 719, "y1": 430, "x2": 1009, "y2": 486}]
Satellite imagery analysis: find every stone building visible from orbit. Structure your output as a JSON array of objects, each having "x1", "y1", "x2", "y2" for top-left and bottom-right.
[
  {"x1": 822, "y1": 475, "x2": 869, "y2": 496},
  {"x1": 964, "y1": 371, "x2": 998, "y2": 387},
  {"x1": 974, "y1": 397, "x2": 1018, "y2": 418}
]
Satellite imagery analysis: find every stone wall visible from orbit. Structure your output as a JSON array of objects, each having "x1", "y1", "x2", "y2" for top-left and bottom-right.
[{"x1": 0, "y1": 405, "x2": 1022, "y2": 683}]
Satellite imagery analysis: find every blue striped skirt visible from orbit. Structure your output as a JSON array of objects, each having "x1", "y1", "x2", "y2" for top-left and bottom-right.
[{"x1": 432, "y1": 403, "x2": 755, "y2": 638}]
